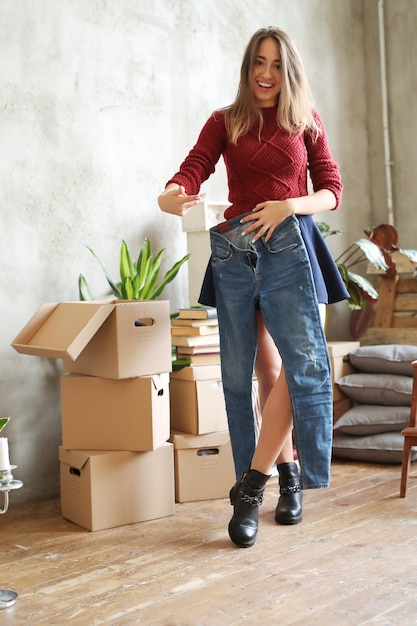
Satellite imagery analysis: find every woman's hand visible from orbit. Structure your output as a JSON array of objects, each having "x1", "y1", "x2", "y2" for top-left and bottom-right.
[
  {"x1": 240, "y1": 199, "x2": 296, "y2": 242},
  {"x1": 158, "y1": 184, "x2": 205, "y2": 217},
  {"x1": 240, "y1": 190, "x2": 337, "y2": 241}
]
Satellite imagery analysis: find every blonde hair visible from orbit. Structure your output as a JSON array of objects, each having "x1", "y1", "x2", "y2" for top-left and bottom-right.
[{"x1": 224, "y1": 27, "x2": 321, "y2": 144}]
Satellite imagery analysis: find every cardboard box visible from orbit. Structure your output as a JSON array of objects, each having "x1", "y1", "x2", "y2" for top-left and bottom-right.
[
  {"x1": 327, "y1": 341, "x2": 360, "y2": 402},
  {"x1": 12, "y1": 300, "x2": 172, "y2": 379},
  {"x1": 171, "y1": 431, "x2": 235, "y2": 502},
  {"x1": 333, "y1": 397, "x2": 351, "y2": 422},
  {"x1": 59, "y1": 443, "x2": 175, "y2": 531},
  {"x1": 61, "y1": 373, "x2": 170, "y2": 451},
  {"x1": 170, "y1": 373, "x2": 228, "y2": 435},
  {"x1": 170, "y1": 364, "x2": 222, "y2": 381}
]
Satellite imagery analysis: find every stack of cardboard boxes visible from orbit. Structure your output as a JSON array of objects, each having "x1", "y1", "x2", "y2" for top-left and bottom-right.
[
  {"x1": 170, "y1": 306, "x2": 236, "y2": 503},
  {"x1": 12, "y1": 300, "x2": 176, "y2": 531}
]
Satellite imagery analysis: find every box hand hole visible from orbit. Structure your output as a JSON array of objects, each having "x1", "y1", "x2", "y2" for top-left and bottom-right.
[
  {"x1": 197, "y1": 448, "x2": 219, "y2": 457},
  {"x1": 134, "y1": 318, "x2": 154, "y2": 327}
]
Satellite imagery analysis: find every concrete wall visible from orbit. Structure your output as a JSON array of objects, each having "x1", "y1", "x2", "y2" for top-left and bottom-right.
[{"x1": 0, "y1": 0, "x2": 415, "y2": 502}]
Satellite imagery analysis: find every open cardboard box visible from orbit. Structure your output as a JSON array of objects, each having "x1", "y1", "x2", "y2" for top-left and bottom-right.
[
  {"x1": 12, "y1": 300, "x2": 172, "y2": 379},
  {"x1": 171, "y1": 430, "x2": 235, "y2": 502},
  {"x1": 61, "y1": 373, "x2": 170, "y2": 451},
  {"x1": 59, "y1": 443, "x2": 175, "y2": 531}
]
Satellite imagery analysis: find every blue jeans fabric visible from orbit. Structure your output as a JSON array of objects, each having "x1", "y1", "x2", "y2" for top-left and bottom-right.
[{"x1": 210, "y1": 214, "x2": 332, "y2": 489}]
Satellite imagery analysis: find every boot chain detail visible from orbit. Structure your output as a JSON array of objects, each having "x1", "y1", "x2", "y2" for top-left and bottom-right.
[{"x1": 280, "y1": 484, "x2": 301, "y2": 496}]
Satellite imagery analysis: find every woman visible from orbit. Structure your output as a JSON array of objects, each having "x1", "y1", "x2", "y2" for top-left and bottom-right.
[{"x1": 158, "y1": 27, "x2": 348, "y2": 547}]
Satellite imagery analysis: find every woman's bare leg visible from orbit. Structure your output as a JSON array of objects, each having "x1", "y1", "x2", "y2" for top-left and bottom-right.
[
  {"x1": 254, "y1": 311, "x2": 294, "y2": 466},
  {"x1": 251, "y1": 361, "x2": 293, "y2": 474},
  {"x1": 252, "y1": 304, "x2": 327, "y2": 474}
]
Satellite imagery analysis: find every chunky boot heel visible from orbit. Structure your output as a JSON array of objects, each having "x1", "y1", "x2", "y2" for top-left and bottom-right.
[
  {"x1": 228, "y1": 469, "x2": 270, "y2": 548},
  {"x1": 275, "y1": 462, "x2": 302, "y2": 525}
]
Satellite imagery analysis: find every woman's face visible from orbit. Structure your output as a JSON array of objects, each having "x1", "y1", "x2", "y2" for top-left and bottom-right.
[{"x1": 251, "y1": 37, "x2": 282, "y2": 107}]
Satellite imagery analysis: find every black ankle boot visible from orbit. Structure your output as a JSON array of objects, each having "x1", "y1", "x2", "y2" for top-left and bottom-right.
[
  {"x1": 228, "y1": 469, "x2": 271, "y2": 548},
  {"x1": 275, "y1": 462, "x2": 302, "y2": 525}
]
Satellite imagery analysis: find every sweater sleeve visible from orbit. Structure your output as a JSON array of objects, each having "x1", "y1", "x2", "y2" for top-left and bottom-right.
[
  {"x1": 304, "y1": 110, "x2": 343, "y2": 209},
  {"x1": 166, "y1": 112, "x2": 227, "y2": 194}
]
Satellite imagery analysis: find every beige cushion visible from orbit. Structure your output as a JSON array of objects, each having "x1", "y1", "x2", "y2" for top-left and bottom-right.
[
  {"x1": 333, "y1": 404, "x2": 410, "y2": 436},
  {"x1": 336, "y1": 373, "x2": 413, "y2": 406},
  {"x1": 332, "y1": 432, "x2": 417, "y2": 464},
  {"x1": 348, "y1": 344, "x2": 417, "y2": 376}
]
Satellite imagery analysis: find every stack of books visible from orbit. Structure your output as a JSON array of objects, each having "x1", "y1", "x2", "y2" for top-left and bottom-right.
[{"x1": 171, "y1": 306, "x2": 221, "y2": 366}]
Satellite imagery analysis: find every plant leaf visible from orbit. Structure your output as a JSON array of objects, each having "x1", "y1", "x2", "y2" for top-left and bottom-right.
[
  {"x1": 344, "y1": 279, "x2": 365, "y2": 310},
  {"x1": 354, "y1": 238, "x2": 389, "y2": 271},
  {"x1": 139, "y1": 249, "x2": 165, "y2": 299},
  {"x1": 132, "y1": 273, "x2": 143, "y2": 299},
  {"x1": 86, "y1": 245, "x2": 123, "y2": 299},
  {"x1": 316, "y1": 221, "x2": 344, "y2": 238},
  {"x1": 151, "y1": 254, "x2": 190, "y2": 300},
  {"x1": 346, "y1": 269, "x2": 379, "y2": 301},
  {"x1": 136, "y1": 238, "x2": 152, "y2": 274},
  {"x1": 0, "y1": 417, "x2": 10, "y2": 432},
  {"x1": 365, "y1": 224, "x2": 398, "y2": 251},
  {"x1": 135, "y1": 256, "x2": 153, "y2": 295},
  {"x1": 337, "y1": 262, "x2": 349, "y2": 282},
  {"x1": 78, "y1": 274, "x2": 94, "y2": 301},
  {"x1": 139, "y1": 268, "x2": 162, "y2": 300},
  {"x1": 338, "y1": 264, "x2": 379, "y2": 310},
  {"x1": 172, "y1": 358, "x2": 191, "y2": 370},
  {"x1": 136, "y1": 239, "x2": 152, "y2": 293},
  {"x1": 122, "y1": 277, "x2": 134, "y2": 300},
  {"x1": 399, "y1": 248, "x2": 417, "y2": 263},
  {"x1": 120, "y1": 240, "x2": 134, "y2": 282}
]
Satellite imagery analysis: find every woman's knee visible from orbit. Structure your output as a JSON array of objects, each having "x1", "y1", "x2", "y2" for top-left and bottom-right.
[{"x1": 255, "y1": 311, "x2": 282, "y2": 398}]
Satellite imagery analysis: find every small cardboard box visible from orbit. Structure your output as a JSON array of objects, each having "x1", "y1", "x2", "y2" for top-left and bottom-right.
[
  {"x1": 61, "y1": 373, "x2": 170, "y2": 451},
  {"x1": 59, "y1": 443, "x2": 175, "y2": 531},
  {"x1": 12, "y1": 300, "x2": 172, "y2": 379},
  {"x1": 171, "y1": 431, "x2": 235, "y2": 502},
  {"x1": 327, "y1": 341, "x2": 360, "y2": 402},
  {"x1": 170, "y1": 364, "x2": 222, "y2": 381},
  {"x1": 169, "y1": 372, "x2": 228, "y2": 435}
]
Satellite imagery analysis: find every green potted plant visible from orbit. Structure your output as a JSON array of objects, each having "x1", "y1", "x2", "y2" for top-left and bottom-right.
[
  {"x1": 78, "y1": 238, "x2": 190, "y2": 301},
  {"x1": 317, "y1": 222, "x2": 417, "y2": 337}
]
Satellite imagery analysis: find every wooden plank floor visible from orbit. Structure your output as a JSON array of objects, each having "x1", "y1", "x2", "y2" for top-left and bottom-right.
[{"x1": 1, "y1": 459, "x2": 417, "y2": 626}]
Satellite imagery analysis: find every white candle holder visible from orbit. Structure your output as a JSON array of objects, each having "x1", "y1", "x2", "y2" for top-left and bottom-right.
[
  {"x1": 0, "y1": 465, "x2": 23, "y2": 609},
  {"x1": 0, "y1": 466, "x2": 23, "y2": 515}
]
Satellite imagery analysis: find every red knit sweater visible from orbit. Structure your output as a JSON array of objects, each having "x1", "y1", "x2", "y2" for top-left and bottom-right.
[{"x1": 167, "y1": 106, "x2": 343, "y2": 220}]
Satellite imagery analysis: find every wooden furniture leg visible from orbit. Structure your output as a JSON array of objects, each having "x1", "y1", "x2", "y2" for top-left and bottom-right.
[{"x1": 400, "y1": 360, "x2": 417, "y2": 497}]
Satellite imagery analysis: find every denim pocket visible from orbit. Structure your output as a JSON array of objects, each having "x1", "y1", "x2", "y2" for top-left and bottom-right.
[
  {"x1": 211, "y1": 239, "x2": 233, "y2": 262},
  {"x1": 264, "y1": 215, "x2": 300, "y2": 255}
]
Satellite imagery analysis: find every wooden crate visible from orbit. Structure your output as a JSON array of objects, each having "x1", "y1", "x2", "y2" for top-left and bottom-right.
[{"x1": 361, "y1": 276, "x2": 417, "y2": 346}]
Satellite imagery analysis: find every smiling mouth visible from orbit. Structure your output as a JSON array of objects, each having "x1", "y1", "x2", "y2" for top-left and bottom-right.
[{"x1": 257, "y1": 81, "x2": 273, "y2": 89}]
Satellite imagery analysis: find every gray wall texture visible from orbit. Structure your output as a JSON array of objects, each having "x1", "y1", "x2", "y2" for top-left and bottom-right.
[{"x1": 1, "y1": 0, "x2": 416, "y2": 502}]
